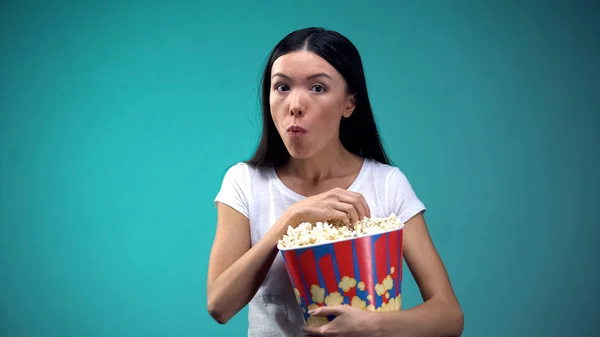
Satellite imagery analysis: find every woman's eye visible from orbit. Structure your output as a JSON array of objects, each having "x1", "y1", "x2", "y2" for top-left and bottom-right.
[
  {"x1": 275, "y1": 84, "x2": 290, "y2": 92},
  {"x1": 311, "y1": 84, "x2": 326, "y2": 93}
]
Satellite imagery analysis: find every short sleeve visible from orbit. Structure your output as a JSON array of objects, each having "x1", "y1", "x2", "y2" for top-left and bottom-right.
[
  {"x1": 214, "y1": 163, "x2": 251, "y2": 218},
  {"x1": 387, "y1": 167, "x2": 426, "y2": 224}
]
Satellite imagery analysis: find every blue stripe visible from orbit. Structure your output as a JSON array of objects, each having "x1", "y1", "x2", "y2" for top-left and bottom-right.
[
  {"x1": 313, "y1": 246, "x2": 327, "y2": 298},
  {"x1": 351, "y1": 240, "x2": 362, "y2": 304}
]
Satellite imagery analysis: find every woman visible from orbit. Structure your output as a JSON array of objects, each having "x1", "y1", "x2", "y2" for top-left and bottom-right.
[{"x1": 207, "y1": 27, "x2": 463, "y2": 337}]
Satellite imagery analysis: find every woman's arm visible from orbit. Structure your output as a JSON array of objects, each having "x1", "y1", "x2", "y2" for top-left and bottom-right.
[
  {"x1": 371, "y1": 211, "x2": 463, "y2": 336},
  {"x1": 206, "y1": 202, "x2": 294, "y2": 324},
  {"x1": 304, "y1": 212, "x2": 464, "y2": 337},
  {"x1": 207, "y1": 188, "x2": 371, "y2": 325}
]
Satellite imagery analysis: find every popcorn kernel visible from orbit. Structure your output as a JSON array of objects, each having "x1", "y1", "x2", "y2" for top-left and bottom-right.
[
  {"x1": 311, "y1": 285, "x2": 325, "y2": 304},
  {"x1": 383, "y1": 275, "x2": 393, "y2": 291},
  {"x1": 338, "y1": 276, "x2": 357, "y2": 292},
  {"x1": 325, "y1": 292, "x2": 344, "y2": 306},
  {"x1": 375, "y1": 283, "x2": 386, "y2": 296}
]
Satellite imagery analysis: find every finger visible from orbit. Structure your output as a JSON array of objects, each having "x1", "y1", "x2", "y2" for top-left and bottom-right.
[
  {"x1": 329, "y1": 209, "x2": 351, "y2": 225},
  {"x1": 335, "y1": 202, "x2": 359, "y2": 224},
  {"x1": 358, "y1": 193, "x2": 371, "y2": 218},
  {"x1": 338, "y1": 194, "x2": 367, "y2": 221},
  {"x1": 352, "y1": 191, "x2": 371, "y2": 219},
  {"x1": 302, "y1": 325, "x2": 324, "y2": 336},
  {"x1": 309, "y1": 305, "x2": 344, "y2": 317}
]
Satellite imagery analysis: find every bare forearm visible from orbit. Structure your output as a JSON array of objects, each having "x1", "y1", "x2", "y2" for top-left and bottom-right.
[
  {"x1": 207, "y1": 211, "x2": 293, "y2": 324},
  {"x1": 370, "y1": 298, "x2": 464, "y2": 337}
]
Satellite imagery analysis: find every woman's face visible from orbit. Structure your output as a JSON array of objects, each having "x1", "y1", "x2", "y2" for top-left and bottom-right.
[{"x1": 270, "y1": 51, "x2": 355, "y2": 159}]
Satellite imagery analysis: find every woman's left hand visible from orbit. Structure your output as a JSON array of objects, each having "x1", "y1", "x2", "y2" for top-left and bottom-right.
[{"x1": 302, "y1": 305, "x2": 377, "y2": 337}]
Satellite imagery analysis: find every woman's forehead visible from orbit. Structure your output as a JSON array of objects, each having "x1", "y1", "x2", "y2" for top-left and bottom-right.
[{"x1": 271, "y1": 51, "x2": 340, "y2": 80}]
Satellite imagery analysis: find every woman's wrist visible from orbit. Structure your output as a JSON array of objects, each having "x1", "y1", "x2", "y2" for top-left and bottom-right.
[
  {"x1": 266, "y1": 207, "x2": 301, "y2": 247},
  {"x1": 359, "y1": 311, "x2": 398, "y2": 337}
]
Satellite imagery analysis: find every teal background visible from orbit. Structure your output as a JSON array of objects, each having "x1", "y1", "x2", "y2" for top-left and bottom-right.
[{"x1": 1, "y1": 1, "x2": 598, "y2": 336}]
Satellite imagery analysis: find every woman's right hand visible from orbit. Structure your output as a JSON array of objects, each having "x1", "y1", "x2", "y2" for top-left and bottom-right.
[{"x1": 288, "y1": 187, "x2": 371, "y2": 227}]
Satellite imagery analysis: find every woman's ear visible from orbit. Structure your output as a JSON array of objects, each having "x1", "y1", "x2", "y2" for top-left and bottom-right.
[{"x1": 343, "y1": 95, "x2": 356, "y2": 118}]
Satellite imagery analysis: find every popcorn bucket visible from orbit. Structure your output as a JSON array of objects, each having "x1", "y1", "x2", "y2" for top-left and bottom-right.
[{"x1": 278, "y1": 226, "x2": 404, "y2": 326}]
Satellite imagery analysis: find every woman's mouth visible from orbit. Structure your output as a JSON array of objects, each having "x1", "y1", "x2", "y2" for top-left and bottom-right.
[{"x1": 287, "y1": 125, "x2": 307, "y2": 135}]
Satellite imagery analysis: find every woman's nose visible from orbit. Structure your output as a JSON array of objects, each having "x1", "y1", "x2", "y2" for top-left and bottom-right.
[
  {"x1": 290, "y1": 106, "x2": 303, "y2": 116},
  {"x1": 289, "y1": 92, "x2": 306, "y2": 116}
]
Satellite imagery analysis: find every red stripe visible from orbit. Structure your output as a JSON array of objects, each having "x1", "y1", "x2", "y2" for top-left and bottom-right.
[
  {"x1": 333, "y1": 241, "x2": 356, "y2": 298},
  {"x1": 355, "y1": 237, "x2": 375, "y2": 305},
  {"x1": 318, "y1": 253, "x2": 338, "y2": 293},
  {"x1": 298, "y1": 249, "x2": 320, "y2": 303},
  {"x1": 388, "y1": 230, "x2": 399, "y2": 295},
  {"x1": 283, "y1": 250, "x2": 310, "y2": 306},
  {"x1": 399, "y1": 230, "x2": 404, "y2": 283},
  {"x1": 374, "y1": 234, "x2": 388, "y2": 285}
]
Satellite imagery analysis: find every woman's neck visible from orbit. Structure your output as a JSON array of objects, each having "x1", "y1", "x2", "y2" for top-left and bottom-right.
[{"x1": 284, "y1": 140, "x2": 362, "y2": 184}]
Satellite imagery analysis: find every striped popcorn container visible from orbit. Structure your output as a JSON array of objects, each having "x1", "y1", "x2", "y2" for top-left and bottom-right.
[{"x1": 278, "y1": 227, "x2": 404, "y2": 326}]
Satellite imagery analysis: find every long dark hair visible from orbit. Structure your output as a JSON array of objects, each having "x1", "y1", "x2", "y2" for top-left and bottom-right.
[{"x1": 247, "y1": 27, "x2": 391, "y2": 168}]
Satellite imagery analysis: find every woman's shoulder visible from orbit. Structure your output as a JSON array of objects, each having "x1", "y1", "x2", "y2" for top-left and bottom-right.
[
  {"x1": 364, "y1": 158, "x2": 405, "y2": 180},
  {"x1": 219, "y1": 161, "x2": 273, "y2": 183}
]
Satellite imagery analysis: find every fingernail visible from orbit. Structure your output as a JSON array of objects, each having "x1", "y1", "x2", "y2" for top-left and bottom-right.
[{"x1": 308, "y1": 310, "x2": 315, "y2": 315}]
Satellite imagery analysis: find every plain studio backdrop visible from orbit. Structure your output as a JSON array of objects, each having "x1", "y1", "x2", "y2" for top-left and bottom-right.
[{"x1": 1, "y1": 1, "x2": 598, "y2": 336}]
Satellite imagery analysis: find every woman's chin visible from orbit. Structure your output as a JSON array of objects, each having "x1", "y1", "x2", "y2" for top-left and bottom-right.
[{"x1": 285, "y1": 145, "x2": 315, "y2": 160}]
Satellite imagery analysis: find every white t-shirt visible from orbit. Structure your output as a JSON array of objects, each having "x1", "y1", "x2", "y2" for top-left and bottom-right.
[{"x1": 213, "y1": 158, "x2": 426, "y2": 337}]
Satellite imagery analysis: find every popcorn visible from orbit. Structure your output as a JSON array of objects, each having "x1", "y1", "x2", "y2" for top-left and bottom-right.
[
  {"x1": 382, "y1": 275, "x2": 394, "y2": 291},
  {"x1": 338, "y1": 276, "x2": 357, "y2": 292},
  {"x1": 351, "y1": 296, "x2": 367, "y2": 309},
  {"x1": 324, "y1": 292, "x2": 344, "y2": 306},
  {"x1": 307, "y1": 315, "x2": 329, "y2": 327},
  {"x1": 388, "y1": 295, "x2": 402, "y2": 311},
  {"x1": 278, "y1": 214, "x2": 403, "y2": 249},
  {"x1": 294, "y1": 288, "x2": 301, "y2": 304},
  {"x1": 311, "y1": 285, "x2": 325, "y2": 304},
  {"x1": 279, "y1": 213, "x2": 406, "y2": 326},
  {"x1": 375, "y1": 283, "x2": 386, "y2": 296}
]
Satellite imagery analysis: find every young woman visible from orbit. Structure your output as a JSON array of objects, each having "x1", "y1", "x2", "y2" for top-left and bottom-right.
[{"x1": 207, "y1": 27, "x2": 463, "y2": 337}]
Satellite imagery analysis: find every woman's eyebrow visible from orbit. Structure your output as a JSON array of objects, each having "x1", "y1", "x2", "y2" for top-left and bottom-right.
[{"x1": 271, "y1": 72, "x2": 333, "y2": 80}]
